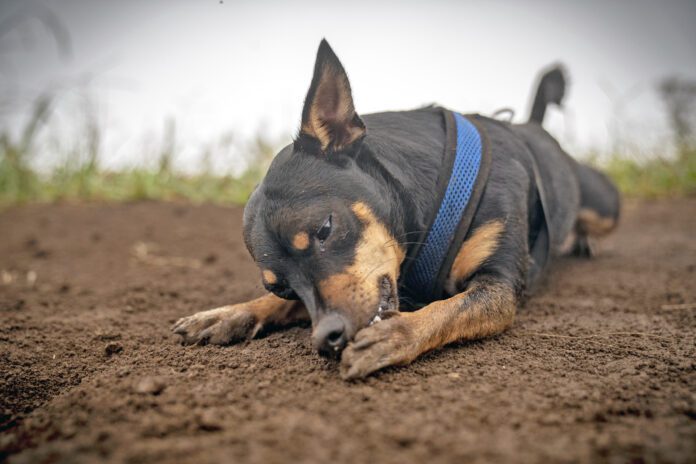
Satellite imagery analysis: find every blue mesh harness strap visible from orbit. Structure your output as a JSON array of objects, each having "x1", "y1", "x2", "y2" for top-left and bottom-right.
[{"x1": 400, "y1": 110, "x2": 492, "y2": 303}]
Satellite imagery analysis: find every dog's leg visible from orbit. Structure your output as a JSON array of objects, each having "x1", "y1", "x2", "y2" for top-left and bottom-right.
[
  {"x1": 172, "y1": 294, "x2": 308, "y2": 345},
  {"x1": 341, "y1": 277, "x2": 516, "y2": 379}
]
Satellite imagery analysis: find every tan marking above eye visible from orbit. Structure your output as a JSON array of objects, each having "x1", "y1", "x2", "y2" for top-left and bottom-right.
[
  {"x1": 262, "y1": 269, "x2": 277, "y2": 285},
  {"x1": 351, "y1": 202, "x2": 372, "y2": 222},
  {"x1": 445, "y1": 220, "x2": 505, "y2": 295},
  {"x1": 292, "y1": 232, "x2": 310, "y2": 250}
]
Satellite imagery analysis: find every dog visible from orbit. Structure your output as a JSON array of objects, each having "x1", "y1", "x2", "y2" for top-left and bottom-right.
[{"x1": 172, "y1": 40, "x2": 620, "y2": 379}]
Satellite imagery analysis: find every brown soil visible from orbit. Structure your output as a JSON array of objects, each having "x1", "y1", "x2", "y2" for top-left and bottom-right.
[{"x1": 1, "y1": 199, "x2": 695, "y2": 464}]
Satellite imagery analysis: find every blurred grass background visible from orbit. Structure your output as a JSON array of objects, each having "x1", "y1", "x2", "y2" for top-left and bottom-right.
[
  {"x1": 2, "y1": 91, "x2": 696, "y2": 208},
  {"x1": 599, "y1": 149, "x2": 695, "y2": 198},
  {"x1": 1, "y1": 84, "x2": 694, "y2": 207},
  {"x1": 0, "y1": 92, "x2": 280, "y2": 206},
  {"x1": 1, "y1": 104, "x2": 695, "y2": 207}
]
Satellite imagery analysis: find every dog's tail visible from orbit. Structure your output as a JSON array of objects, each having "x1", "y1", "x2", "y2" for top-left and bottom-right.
[{"x1": 528, "y1": 65, "x2": 566, "y2": 124}]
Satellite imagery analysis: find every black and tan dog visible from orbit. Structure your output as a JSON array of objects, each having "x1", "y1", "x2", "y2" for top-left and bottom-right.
[{"x1": 172, "y1": 40, "x2": 620, "y2": 379}]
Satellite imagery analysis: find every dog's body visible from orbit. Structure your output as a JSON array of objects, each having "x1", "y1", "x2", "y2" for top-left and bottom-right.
[{"x1": 173, "y1": 40, "x2": 620, "y2": 379}]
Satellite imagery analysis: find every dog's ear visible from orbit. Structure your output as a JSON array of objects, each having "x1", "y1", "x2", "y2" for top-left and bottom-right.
[{"x1": 299, "y1": 39, "x2": 365, "y2": 154}]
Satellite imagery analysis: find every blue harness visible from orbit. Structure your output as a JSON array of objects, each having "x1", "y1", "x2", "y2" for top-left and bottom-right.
[{"x1": 401, "y1": 111, "x2": 491, "y2": 303}]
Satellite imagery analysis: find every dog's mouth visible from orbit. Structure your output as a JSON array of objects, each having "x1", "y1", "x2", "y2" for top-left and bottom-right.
[{"x1": 368, "y1": 275, "x2": 398, "y2": 326}]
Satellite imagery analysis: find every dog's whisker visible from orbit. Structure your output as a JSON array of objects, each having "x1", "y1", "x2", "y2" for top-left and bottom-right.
[
  {"x1": 389, "y1": 241, "x2": 427, "y2": 247},
  {"x1": 358, "y1": 258, "x2": 400, "y2": 285},
  {"x1": 393, "y1": 230, "x2": 429, "y2": 238}
]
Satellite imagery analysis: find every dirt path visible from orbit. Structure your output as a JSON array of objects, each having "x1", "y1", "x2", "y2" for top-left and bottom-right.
[{"x1": 1, "y1": 199, "x2": 694, "y2": 463}]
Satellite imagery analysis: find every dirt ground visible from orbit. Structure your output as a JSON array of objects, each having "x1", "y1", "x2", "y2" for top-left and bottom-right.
[{"x1": 0, "y1": 199, "x2": 694, "y2": 464}]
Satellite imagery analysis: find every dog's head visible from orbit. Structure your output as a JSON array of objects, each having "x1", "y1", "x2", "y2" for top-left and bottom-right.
[{"x1": 243, "y1": 40, "x2": 405, "y2": 358}]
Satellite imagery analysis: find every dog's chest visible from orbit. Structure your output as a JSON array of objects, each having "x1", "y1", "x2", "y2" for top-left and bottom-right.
[{"x1": 400, "y1": 110, "x2": 491, "y2": 304}]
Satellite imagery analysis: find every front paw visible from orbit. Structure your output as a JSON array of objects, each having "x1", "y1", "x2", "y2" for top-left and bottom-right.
[
  {"x1": 340, "y1": 314, "x2": 420, "y2": 380},
  {"x1": 171, "y1": 305, "x2": 260, "y2": 346}
]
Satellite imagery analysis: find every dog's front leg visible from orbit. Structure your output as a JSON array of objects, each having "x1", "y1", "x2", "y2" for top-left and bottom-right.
[
  {"x1": 340, "y1": 277, "x2": 516, "y2": 379},
  {"x1": 172, "y1": 294, "x2": 308, "y2": 345}
]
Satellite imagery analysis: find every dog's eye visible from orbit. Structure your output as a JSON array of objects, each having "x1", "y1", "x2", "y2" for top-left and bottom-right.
[{"x1": 316, "y1": 214, "x2": 332, "y2": 242}]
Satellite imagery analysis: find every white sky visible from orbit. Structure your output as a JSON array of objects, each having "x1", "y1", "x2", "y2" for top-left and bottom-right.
[{"x1": 1, "y1": 0, "x2": 696, "y2": 172}]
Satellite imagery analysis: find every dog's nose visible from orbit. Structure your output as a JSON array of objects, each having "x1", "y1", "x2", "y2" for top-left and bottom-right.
[{"x1": 312, "y1": 314, "x2": 348, "y2": 358}]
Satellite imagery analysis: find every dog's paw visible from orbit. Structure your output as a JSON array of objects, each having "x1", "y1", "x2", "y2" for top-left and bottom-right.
[
  {"x1": 171, "y1": 305, "x2": 260, "y2": 346},
  {"x1": 340, "y1": 314, "x2": 420, "y2": 380}
]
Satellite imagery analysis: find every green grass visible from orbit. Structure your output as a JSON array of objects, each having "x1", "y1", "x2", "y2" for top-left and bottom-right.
[
  {"x1": 596, "y1": 148, "x2": 696, "y2": 198},
  {"x1": 2, "y1": 145, "x2": 695, "y2": 207},
  {"x1": 0, "y1": 150, "x2": 265, "y2": 207},
  {"x1": 0, "y1": 160, "x2": 266, "y2": 207}
]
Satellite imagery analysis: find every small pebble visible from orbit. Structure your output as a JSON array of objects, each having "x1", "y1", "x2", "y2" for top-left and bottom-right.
[
  {"x1": 104, "y1": 342, "x2": 123, "y2": 357},
  {"x1": 197, "y1": 409, "x2": 223, "y2": 431},
  {"x1": 134, "y1": 376, "x2": 166, "y2": 395}
]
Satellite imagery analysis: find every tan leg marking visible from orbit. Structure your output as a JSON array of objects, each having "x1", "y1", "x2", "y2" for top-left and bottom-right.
[
  {"x1": 341, "y1": 280, "x2": 516, "y2": 379},
  {"x1": 576, "y1": 208, "x2": 617, "y2": 237},
  {"x1": 318, "y1": 202, "x2": 405, "y2": 326},
  {"x1": 172, "y1": 294, "x2": 307, "y2": 345},
  {"x1": 444, "y1": 220, "x2": 504, "y2": 295},
  {"x1": 558, "y1": 230, "x2": 578, "y2": 255}
]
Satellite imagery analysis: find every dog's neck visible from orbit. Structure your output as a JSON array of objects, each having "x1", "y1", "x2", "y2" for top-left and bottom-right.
[{"x1": 357, "y1": 110, "x2": 449, "y2": 258}]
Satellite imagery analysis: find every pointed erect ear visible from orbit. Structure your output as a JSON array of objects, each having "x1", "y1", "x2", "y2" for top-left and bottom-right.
[{"x1": 299, "y1": 39, "x2": 365, "y2": 153}]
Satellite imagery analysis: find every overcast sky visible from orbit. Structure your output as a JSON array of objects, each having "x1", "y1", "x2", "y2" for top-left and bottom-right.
[{"x1": 1, "y1": 0, "x2": 695, "y2": 172}]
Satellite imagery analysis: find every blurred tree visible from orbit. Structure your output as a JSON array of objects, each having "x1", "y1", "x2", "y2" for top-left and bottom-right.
[{"x1": 659, "y1": 77, "x2": 696, "y2": 160}]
